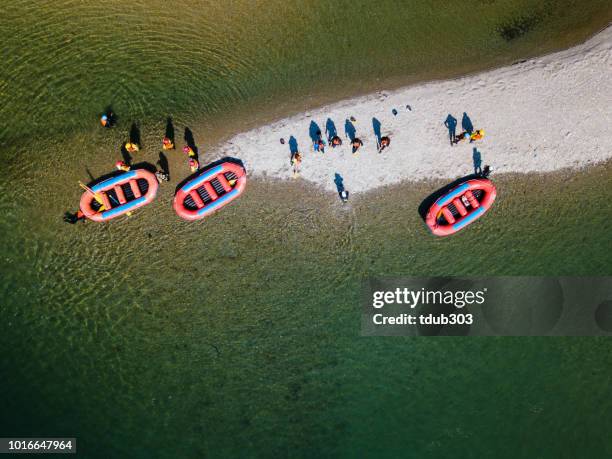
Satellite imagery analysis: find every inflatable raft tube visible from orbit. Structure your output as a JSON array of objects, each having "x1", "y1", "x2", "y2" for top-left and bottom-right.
[
  {"x1": 425, "y1": 178, "x2": 496, "y2": 236},
  {"x1": 79, "y1": 169, "x2": 159, "y2": 222},
  {"x1": 173, "y1": 162, "x2": 246, "y2": 221}
]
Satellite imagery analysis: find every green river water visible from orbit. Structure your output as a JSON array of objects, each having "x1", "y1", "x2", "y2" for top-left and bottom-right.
[{"x1": 1, "y1": 1, "x2": 612, "y2": 457}]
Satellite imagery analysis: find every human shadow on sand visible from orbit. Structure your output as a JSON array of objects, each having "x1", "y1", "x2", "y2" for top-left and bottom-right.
[
  {"x1": 461, "y1": 112, "x2": 474, "y2": 134},
  {"x1": 309, "y1": 121, "x2": 322, "y2": 143},
  {"x1": 174, "y1": 157, "x2": 246, "y2": 193},
  {"x1": 472, "y1": 148, "x2": 482, "y2": 175},
  {"x1": 165, "y1": 117, "x2": 175, "y2": 144},
  {"x1": 344, "y1": 119, "x2": 356, "y2": 141},
  {"x1": 325, "y1": 118, "x2": 337, "y2": 142},
  {"x1": 129, "y1": 122, "x2": 141, "y2": 146},
  {"x1": 334, "y1": 173, "x2": 345, "y2": 194},
  {"x1": 417, "y1": 173, "x2": 481, "y2": 220},
  {"x1": 372, "y1": 117, "x2": 382, "y2": 145},
  {"x1": 120, "y1": 144, "x2": 133, "y2": 166},
  {"x1": 158, "y1": 152, "x2": 170, "y2": 179},
  {"x1": 288, "y1": 136, "x2": 299, "y2": 156},
  {"x1": 444, "y1": 114, "x2": 457, "y2": 144},
  {"x1": 184, "y1": 127, "x2": 199, "y2": 159}
]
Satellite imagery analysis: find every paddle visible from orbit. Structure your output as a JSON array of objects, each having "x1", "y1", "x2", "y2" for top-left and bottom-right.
[{"x1": 79, "y1": 181, "x2": 106, "y2": 210}]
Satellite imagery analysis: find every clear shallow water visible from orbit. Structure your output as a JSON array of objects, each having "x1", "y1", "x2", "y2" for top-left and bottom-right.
[
  {"x1": 1, "y1": 0, "x2": 612, "y2": 456},
  {"x1": 1, "y1": 156, "x2": 611, "y2": 456},
  {"x1": 2, "y1": 0, "x2": 610, "y2": 146}
]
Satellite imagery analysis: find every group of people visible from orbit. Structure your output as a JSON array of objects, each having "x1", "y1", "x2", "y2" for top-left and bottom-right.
[
  {"x1": 288, "y1": 110, "x2": 489, "y2": 203},
  {"x1": 288, "y1": 116, "x2": 392, "y2": 180},
  {"x1": 63, "y1": 111, "x2": 203, "y2": 224},
  {"x1": 452, "y1": 129, "x2": 485, "y2": 145}
]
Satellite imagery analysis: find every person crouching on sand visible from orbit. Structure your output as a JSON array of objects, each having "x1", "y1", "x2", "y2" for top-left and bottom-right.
[
  {"x1": 470, "y1": 129, "x2": 485, "y2": 142},
  {"x1": 378, "y1": 136, "x2": 390, "y2": 153},
  {"x1": 351, "y1": 138, "x2": 363, "y2": 154},
  {"x1": 291, "y1": 152, "x2": 302, "y2": 178}
]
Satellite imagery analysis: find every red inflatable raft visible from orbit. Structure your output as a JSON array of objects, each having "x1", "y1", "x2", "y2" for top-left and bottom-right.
[
  {"x1": 173, "y1": 162, "x2": 246, "y2": 221},
  {"x1": 425, "y1": 178, "x2": 496, "y2": 236},
  {"x1": 79, "y1": 169, "x2": 159, "y2": 222}
]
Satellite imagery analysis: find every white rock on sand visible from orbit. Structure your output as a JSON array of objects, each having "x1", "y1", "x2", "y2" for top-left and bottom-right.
[{"x1": 219, "y1": 26, "x2": 612, "y2": 193}]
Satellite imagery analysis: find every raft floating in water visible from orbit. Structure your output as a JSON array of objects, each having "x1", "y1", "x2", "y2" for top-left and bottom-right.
[
  {"x1": 173, "y1": 162, "x2": 246, "y2": 221},
  {"x1": 80, "y1": 169, "x2": 159, "y2": 222},
  {"x1": 425, "y1": 178, "x2": 496, "y2": 236}
]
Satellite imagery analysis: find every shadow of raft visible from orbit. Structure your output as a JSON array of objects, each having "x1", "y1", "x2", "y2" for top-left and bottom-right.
[
  {"x1": 174, "y1": 157, "x2": 246, "y2": 194},
  {"x1": 417, "y1": 173, "x2": 481, "y2": 220}
]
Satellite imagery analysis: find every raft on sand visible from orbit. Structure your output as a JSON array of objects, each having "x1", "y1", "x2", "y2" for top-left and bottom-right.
[
  {"x1": 173, "y1": 161, "x2": 246, "y2": 221},
  {"x1": 425, "y1": 178, "x2": 496, "y2": 236},
  {"x1": 80, "y1": 169, "x2": 159, "y2": 222}
]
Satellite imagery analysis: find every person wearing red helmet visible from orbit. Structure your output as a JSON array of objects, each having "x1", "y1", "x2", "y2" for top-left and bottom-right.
[{"x1": 115, "y1": 161, "x2": 131, "y2": 172}]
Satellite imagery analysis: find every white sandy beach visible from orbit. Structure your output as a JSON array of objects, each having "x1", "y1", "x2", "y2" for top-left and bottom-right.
[{"x1": 219, "y1": 26, "x2": 612, "y2": 193}]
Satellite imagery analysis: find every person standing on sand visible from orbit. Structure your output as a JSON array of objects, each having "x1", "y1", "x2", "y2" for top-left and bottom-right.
[
  {"x1": 291, "y1": 152, "x2": 302, "y2": 178},
  {"x1": 314, "y1": 139, "x2": 325, "y2": 153},
  {"x1": 115, "y1": 161, "x2": 131, "y2": 172},
  {"x1": 162, "y1": 136, "x2": 175, "y2": 150},
  {"x1": 378, "y1": 136, "x2": 390, "y2": 153},
  {"x1": 183, "y1": 145, "x2": 196, "y2": 158},
  {"x1": 189, "y1": 157, "x2": 199, "y2": 173},
  {"x1": 331, "y1": 136, "x2": 342, "y2": 148},
  {"x1": 351, "y1": 138, "x2": 363, "y2": 154}
]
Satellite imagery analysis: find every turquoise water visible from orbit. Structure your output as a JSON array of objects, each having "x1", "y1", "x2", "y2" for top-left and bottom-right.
[{"x1": 1, "y1": 1, "x2": 612, "y2": 456}]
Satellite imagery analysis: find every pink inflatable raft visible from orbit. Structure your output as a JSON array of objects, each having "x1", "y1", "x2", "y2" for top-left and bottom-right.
[
  {"x1": 79, "y1": 169, "x2": 159, "y2": 222},
  {"x1": 173, "y1": 162, "x2": 246, "y2": 221},
  {"x1": 425, "y1": 178, "x2": 496, "y2": 236}
]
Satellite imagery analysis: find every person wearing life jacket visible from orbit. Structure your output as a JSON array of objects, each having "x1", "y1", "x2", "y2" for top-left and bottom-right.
[
  {"x1": 115, "y1": 160, "x2": 131, "y2": 172},
  {"x1": 183, "y1": 145, "x2": 196, "y2": 158},
  {"x1": 378, "y1": 136, "x2": 390, "y2": 153},
  {"x1": 291, "y1": 152, "x2": 302, "y2": 178},
  {"x1": 470, "y1": 129, "x2": 485, "y2": 142},
  {"x1": 100, "y1": 111, "x2": 116, "y2": 128},
  {"x1": 162, "y1": 136, "x2": 175, "y2": 150},
  {"x1": 125, "y1": 142, "x2": 139, "y2": 153},
  {"x1": 188, "y1": 157, "x2": 199, "y2": 173}
]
